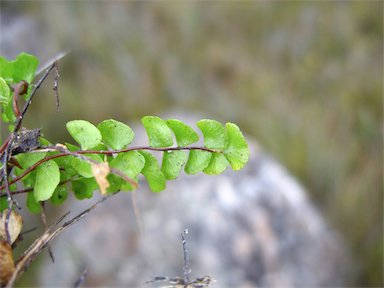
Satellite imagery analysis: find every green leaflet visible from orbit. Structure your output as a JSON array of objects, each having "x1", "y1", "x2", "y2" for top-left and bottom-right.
[
  {"x1": 0, "y1": 77, "x2": 10, "y2": 106},
  {"x1": 66, "y1": 120, "x2": 102, "y2": 150},
  {"x1": 110, "y1": 151, "x2": 144, "y2": 191},
  {"x1": 50, "y1": 171, "x2": 68, "y2": 205},
  {"x1": 71, "y1": 177, "x2": 98, "y2": 200},
  {"x1": 139, "y1": 150, "x2": 160, "y2": 173},
  {"x1": 0, "y1": 53, "x2": 39, "y2": 85},
  {"x1": 71, "y1": 153, "x2": 103, "y2": 178},
  {"x1": 53, "y1": 154, "x2": 77, "y2": 178},
  {"x1": 223, "y1": 123, "x2": 250, "y2": 170},
  {"x1": 197, "y1": 119, "x2": 228, "y2": 149},
  {"x1": 16, "y1": 152, "x2": 46, "y2": 170},
  {"x1": 34, "y1": 160, "x2": 60, "y2": 202},
  {"x1": 27, "y1": 191, "x2": 41, "y2": 213},
  {"x1": 203, "y1": 153, "x2": 229, "y2": 175},
  {"x1": 0, "y1": 196, "x2": 8, "y2": 213},
  {"x1": 161, "y1": 150, "x2": 187, "y2": 180},
  {"x1": 110, "y1": 151, "x2": 145, "y2": 178},
  {"x1": 92, "y1": 142, "x2": 109, "y2": 152},
  {"x1": 105, "y1": 174, "x2": 122, "y2": 194},
  {"x1": 121, "y1": 176, "x2": 138, "y2": 191},
  {"x1": 65, "y1": 142, "x2": 80, "y2": 151},
  {"x1": 165, "y1": 119, "x2": 199, "y2": 147},
  {"x1": 142, "y1": 116, "x2": 173, "y2": 148},
  {"x1": 1, "y1": 97, "x2": 17, "y2": 123},
  {"x1": 15, "y1": 169, "x2": 38, "y2": 213},
  {"x1": 50, "y1": 184, "x2": 68, "y2": 206},
  {"x1": 143, "y1": 171, "x2": 166, "y2": 193},
  {"x1": 185, "y1": 149, "x2": 212, "y2": 175},
  {"x1": 139, "y1": 150, "x2": 165, "y2": 193},
  {"x1": 97, "y1": 119, "x2": 134, "y2": 150}
]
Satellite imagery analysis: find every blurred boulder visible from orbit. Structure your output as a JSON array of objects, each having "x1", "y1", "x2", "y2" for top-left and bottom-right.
[{"x1": 38, "y1": 111, "x2": 349, "y2": 287}]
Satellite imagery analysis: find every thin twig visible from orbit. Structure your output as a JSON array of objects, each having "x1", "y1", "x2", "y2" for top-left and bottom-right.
[
  {"x1": 8, "y1": 191, "x2": 119, "y2": 287},
  {"x1": 14, "y1": 62, "x2": 56, "y2": 132},
  {"x1": 40, "y1": 201, "x2": 55, "y2": 262},
  {"x1": 131, "y1": 190, "x2": 145, "y2": 237},
  {"x1": 12, "y1": 80, "x2": 28, "y2": 119},
  {"x1": 3, "y1": 133, "x2": 19, "y2": 244},
  {"x1": 72, "y1": 266, "x2": 89, "y2": 288},
  {"x1": 53, "y1": 60, "x2": 60, "y2": 113},
  {"x1": 182, "y1": 229, "x2": 190, "y2": 288}
]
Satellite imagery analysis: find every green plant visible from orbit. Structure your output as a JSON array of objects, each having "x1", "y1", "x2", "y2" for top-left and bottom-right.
[{"x1": 0, "y1": 53, "x2": 249, "y2": 287}]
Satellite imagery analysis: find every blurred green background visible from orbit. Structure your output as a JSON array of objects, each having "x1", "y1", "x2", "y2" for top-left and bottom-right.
[{"x1": 1, "y1": 1, "x2": 382, "y2": 287}]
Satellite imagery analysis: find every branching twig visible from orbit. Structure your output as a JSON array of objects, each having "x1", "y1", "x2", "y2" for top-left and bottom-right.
[
  {"x1": 1, "y1": 59, "x2": 60, "y2": 244},
  {"x1": 146, "y1": 230, "x2": 214, "y2": 288},
  {"x1": 7, "y1": 191, "x2": 120, "y2": 288}
]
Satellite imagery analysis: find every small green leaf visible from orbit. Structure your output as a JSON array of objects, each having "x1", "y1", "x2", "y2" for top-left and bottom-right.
[
  {"x1": 27, "y1": 191, "x2": 41, "y2": 213},
  {"x1": 105, "y1": 174, "x2": 122, "y2": 194},
  {"x1": 185, "y1": 149, "x2": 213, "y2": 175},
  {"x1": 197, "y1": 119, "x2": 228, "y2": 149},
  {"x1": 15, "y1": 169, "x2": 35, "y2": 187},
  {"x1": 16, "y1": 169, "x2": 39, "y2": 212},
  {"x1": 71, "y1": 153, "x2": 103, "y2": 178},
  {"x1": 0, "y1": 196, "x2": 8, "y2": 213},
  {"x1": 50, "y1": 184, "x2": 68, "y2": 205},
  {"x1": 97, "y1": 119, "x2": 134, "y2": 150},
  {"x1": 71, "y1": 177, "x2": 98, "y2": 200},
  {"x1": 165, "y1": 119, "x2": 199, "y2": 147},
  {"x1": 91, "y1": 142, "x2": 109, "y2": 152},
  {"x1": 0, "y1": 53, "x2": 39, "y2": 84},
  {"x1": 121, "y1": 176, "x2": 138, "y2": 191},
  {"x1": 161, "y1": 150, "x2": 187, "y2": 180},
  {"x1": 139, "y1": 150, "x2": 165, "y2": 192},
  {"x1": 223, "y1": 123, "x2": 250, "y2": 170},
  {"x1": 203, "y1": 153, "x2": 229, "y2": 175},
  {"x1": 0, "y1": 77, "x2": 10, "y2": 105},
  {"x1": 16, "y1": 152, "x2": 46, "y2": 169},
  {"x1": 139, "y1": 150, "x2": 160, "y2": 173},
  {"x1": 110, "y1": 151, "x2": 145, "y2": 178},
  {"x1": 142, "y1": 116, "x2": 173, "y2": 148},
  {"x1": 34, "y1": 160, "x2": 60, "y2": 202},
  {"x1": 8, "y1": 125, "x2": 14, "y2": 134},
  {"x1": 65, "y1": 142, "x2": 80, "y2": 151},
  {"x1": 50, "y1": 171, "x2": 68, "y2": 205},
  {"x1": 144, "y1": 171, "x2": 166, "y2": 193},
  {"x1": 12, "y1": 53, "x2": 39, "y2": 84},
  {"x1": 53, "y1": 154, "x2": 77, "y2": 177},
  {"x1": 0, "y1": 57, "x2": 12, "y2": 84},
  {"x1": 1, "y1": 99, "x2": 16, "y2": 123},
  {"x1": 66, "y1": 120, "x2": 102, "y2": 150},
  {"x1": 38, "y1": 137, "x2": 52, "y2": 146},
  {"x1": 0, "y1": 77, "x2": 14, "y2": 123}
]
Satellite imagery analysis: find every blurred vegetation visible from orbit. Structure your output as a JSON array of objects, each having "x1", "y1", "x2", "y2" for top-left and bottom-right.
[{"x1": 1, "y1": 1, "x2": 382, "y2": 287}]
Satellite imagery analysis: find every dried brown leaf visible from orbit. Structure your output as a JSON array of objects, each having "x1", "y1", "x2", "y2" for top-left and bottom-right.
[
  {"x1": 0, "y1": 240, "x2": 15, "y2": 286},
  {"x1": 0, "y1": 210, "x2": 23, "y2": 244},
  {"x1": 92, "y1": 162, "x2": 110, "y2": 195}
]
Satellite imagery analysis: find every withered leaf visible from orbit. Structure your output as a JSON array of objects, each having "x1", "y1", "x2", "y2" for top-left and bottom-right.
[
  {"x1": 0, "y1": 240, "x2": 15, "y2": 286},
  {"x1": 0, "y1": 209, "x2": 23, "y2": 244},
  {"x1": 91, "y1": 162, "x2": 110, "y2": 195}
]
